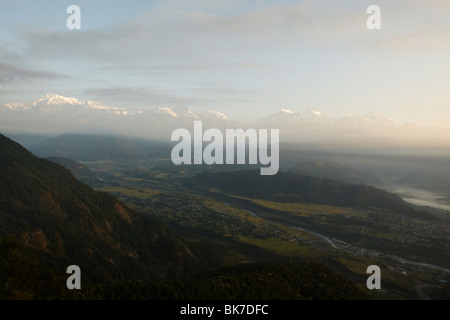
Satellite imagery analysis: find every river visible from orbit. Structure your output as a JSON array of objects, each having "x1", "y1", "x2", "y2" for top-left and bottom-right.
[
  {"x1": 240, "y1": 207, "x2": 338, "y2": 249},
  {"x1": 238, "y1": 205, "x2": 449, "y2": 273}
]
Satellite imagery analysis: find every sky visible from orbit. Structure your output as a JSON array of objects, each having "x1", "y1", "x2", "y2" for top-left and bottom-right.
[{"x1": 1, "y1": 0, "x2": 450, "y2": 126}]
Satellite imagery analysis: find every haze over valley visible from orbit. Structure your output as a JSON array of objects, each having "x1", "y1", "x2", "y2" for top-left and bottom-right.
[
  {"x1": 2, "y1": 1, "x2": 450, "y2": 301},
  {"x1": 2, "y1": 120, "x2": 449, "y2": 299},
  {"x1": 4, "y1": 93, "x2": 450, "y2": 213}
]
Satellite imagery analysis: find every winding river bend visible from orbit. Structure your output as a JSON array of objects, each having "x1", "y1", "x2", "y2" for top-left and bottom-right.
[
  {"x1": 292, "y1": 226, "x2": 337, "y2": 249},
  {"x1": 241, "y1": 208, "x2": 338, "y2": 249},
  {"x1": 239, "y1": 206, "x2": 450, "y2": 274}
]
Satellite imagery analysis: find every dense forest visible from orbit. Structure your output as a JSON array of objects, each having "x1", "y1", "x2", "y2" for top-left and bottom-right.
[{"x1": 0, "y1": 236, "x2": 369, "y2": 300}]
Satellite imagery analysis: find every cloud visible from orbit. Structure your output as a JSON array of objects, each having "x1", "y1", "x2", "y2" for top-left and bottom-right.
[
  {"x1": 84, "y1": 85, "x2": 213, "y2": 108},
  {"x1": 367, "y1": 0, "x2": 450, "y2": 52},
  {"x1": 0, "y1": 62, "x2": 63, "y2": 86},
  {"x1": 0, "y1": 46, "x2": 23, "y2": 62},
  {"x1": 9, "y1": 0, "x2": 450, "y2": 69},
  {"x1": 379, "y1": 29, "x2": 450, "y2": 52},
  {"x1": 0, "y1": 45, "x2": 64, "y2": 87},
  {"x1": 18, "y1": 1, "x2": 365, "y2": 65},
  {"x1": 98, "y1": 62, "x2": 268, "y2": 75},
  {"x1": 2, "y1": 0, "x2": 450, "y2": 127}
]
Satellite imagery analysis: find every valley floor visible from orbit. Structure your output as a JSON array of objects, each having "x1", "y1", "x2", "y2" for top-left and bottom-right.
[{"x1": 86, "y1": 162, "x2": 450, "y2": 300}]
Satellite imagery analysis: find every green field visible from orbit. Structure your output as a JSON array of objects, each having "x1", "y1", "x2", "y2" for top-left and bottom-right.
[
  {"x1": 226, "y1": 194, "x2": 363, "y2": 217},
  {"x1": 98, "y1": 186, "x2": 160, "y2": 198},
  {"x1": 238, "y1": 236, "x2": 320, "y2": 257}
]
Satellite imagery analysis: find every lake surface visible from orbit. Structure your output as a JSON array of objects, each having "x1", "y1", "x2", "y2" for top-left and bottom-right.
[{"x1": 393, "y1": 187, "x2": 450, "y2": 211}]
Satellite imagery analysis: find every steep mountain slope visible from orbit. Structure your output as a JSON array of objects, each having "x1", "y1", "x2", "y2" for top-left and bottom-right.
[
  {"x1": 46, "y1": 156, "x2": 96, "y2": 178},
  {"x1": 45, "y1": 156, "x2": 103, "y2": 187},
  {"x1": 105, "y1": 263, "x2": 369, "y2": 300},
  {"x1": 186, "y1": 170, "x2": 426, "y2": 217},
  {"x1": 0, "y1": 134, "x2": 210, "y2": 282}
]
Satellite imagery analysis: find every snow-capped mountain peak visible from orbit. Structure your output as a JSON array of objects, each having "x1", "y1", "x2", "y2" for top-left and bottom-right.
[
  {"x1": 2, "y1": 94, "x2": 131, "y2": 115},
  {"x1": 187, "y1": 110, "x2": 200, "y2": 119},
  {"x1": 84, "y1": 101, "x2": 130, "y2": 115},
  {"x1": 359, "y1": 112, "x2": 393, "y2": 124},
  {"x1": 256, "y1": 108, "x2": 304, "y2": 125},
  {"x1": 153, "y1": 106, "x2": 228, "y2": 121},
  {"x1": 205, "y1": 109, "x2": 227, "y2": 120},
  {"x1": 36, "y1": 93, "x2": 82, "y2": 106},
  {"x1": 309, "y1": 109, "x2": 322, "y2": 116},
  {"x1": 336, "y1": 112, "x2": 395, "y2": 129},
  {"x1": 157, "y1": 107, "x2": 178, "y2": 118},
  {"x1": 4, "y1": 102, "x2": 25, "y2": 111},
  {"x1": 281, "y1": 108, "x2": 295, "y2": 114},
  {"x1": 300, "y1": 108, "x2": 324, "y2": 119}
]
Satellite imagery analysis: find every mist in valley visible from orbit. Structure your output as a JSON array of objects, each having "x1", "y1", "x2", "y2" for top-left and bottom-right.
[{"x1": 279, "y1": 141, "x2": 450, "y2": 212}]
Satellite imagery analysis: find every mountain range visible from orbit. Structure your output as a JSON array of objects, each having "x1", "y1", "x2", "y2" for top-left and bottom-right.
[
  {"x1": 1, "y1": 94, "x2": 237, "y2": 139},
  {"x1": 288, "y1": 160, "x2": 382, "y2": 186},
  {"x1": 186, "y1": 170, "x2": 428, "y2": 218},
  {"x1": 2, "y1": 94, "x2": 450, "y2": 142}
]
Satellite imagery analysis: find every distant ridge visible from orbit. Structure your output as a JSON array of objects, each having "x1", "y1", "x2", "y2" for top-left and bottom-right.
[
  {"x1": 31, "y1": 133, "x2": 172, "y2": 162},
  {"x1": 187, "y1": 169, "x2": 428, "y2": 217},
  {"x1": 2, "y1": 94, "x2": 450, "y2": 142},
  {"x1": 289, "y1": 160, "x2": 381, "y2": 186}
]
